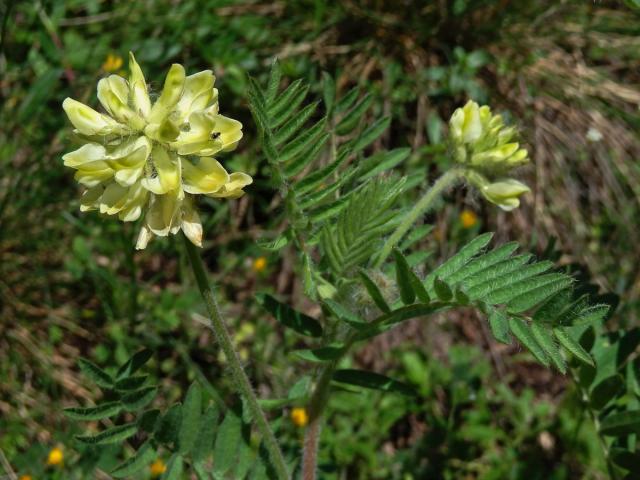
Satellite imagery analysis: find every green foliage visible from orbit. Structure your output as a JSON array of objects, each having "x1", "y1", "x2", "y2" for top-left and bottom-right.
[{"x1": 68, "y1": 351, "x2": 271, "y2": 479}]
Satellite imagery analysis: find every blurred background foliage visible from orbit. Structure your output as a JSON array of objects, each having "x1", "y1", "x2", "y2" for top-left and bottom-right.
[{"x1": 1, "y1": 0, "x2": 640, "y2": 478}]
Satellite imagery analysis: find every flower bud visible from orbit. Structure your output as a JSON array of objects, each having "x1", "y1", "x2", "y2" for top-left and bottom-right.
[{"x1": 481, "y1": 179, "x2": 530, "y2": 211}]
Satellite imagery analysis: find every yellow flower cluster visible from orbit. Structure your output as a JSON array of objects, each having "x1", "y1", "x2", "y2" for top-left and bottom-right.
[
  {"x1": 449, "y1": 101, "x2": 530, "y2": 211},
  {"x1": 62, "y1": 52, "x2": 251, "y2": 249}
]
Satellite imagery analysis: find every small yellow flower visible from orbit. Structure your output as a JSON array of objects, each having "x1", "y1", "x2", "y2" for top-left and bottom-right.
[
  {"x1": 102, "y1": 53, "x2": 123, "y2": 73},
  {"x1": 291, "y1": 407, "x2": 309, "y2": 428},
  {"x1": 252, "y1": 256, "x2": 267, "y2": 272},
  {"x1": 19, "y1": 475, "x2": 33, "y2": 480},
  {"x1": 459, "y1": 209, "x2": 478, "y2": 229},
  {"x1": 150, "y1": 458, "x2": 166, "y2": 477},
  {"x1": 46, "y1": 446, "x2": 63, "y2": 466},
  {"x1": 62, "y1": 52, "x2": 251, "y2": 250}
]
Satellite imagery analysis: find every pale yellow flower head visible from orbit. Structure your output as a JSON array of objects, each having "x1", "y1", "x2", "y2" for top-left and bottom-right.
[
  {"x1": 449, "y1": 101, "x2": 530, "y2": 211},
  {"x1": 62, "y1": 52, "x2": 251, "y2": 248},
  {"x1": 449, "y1": 100, "x2": 528, "y2": 175}
]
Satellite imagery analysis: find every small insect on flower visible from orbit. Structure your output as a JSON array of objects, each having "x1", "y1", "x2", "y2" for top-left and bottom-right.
[
  {"x1": 150, "y1": 458, "x2": 166, "y2": 477},
  {"x1": 252, "y1": 256, "x2": 267, "y2": 273},
  {"x1": 46, "y1": 446, "x2": 63, "y2": 466},
  {"x1": 102, "y1": 53, "x2": 123, "y2": 73},
  {"x1": 291, "y1": 407, "x2": 309, "y2": 428},
  {"x1": 62, "y1": 52, "x2": 252, "y2": 249},
  {"x1": 459, "y1": 209, "x2": 478, "y2": 229}
]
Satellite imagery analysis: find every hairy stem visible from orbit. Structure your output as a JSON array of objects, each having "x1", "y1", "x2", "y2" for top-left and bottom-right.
[
  {"x1": 301, "y1": 361, "x2": 337, "y2": 480},
  {"x1": 183, "y1": 236, "x2": 289, "y2": 480},
  {"x1": 374, "y1": 167, "x2": 466, "y2": 267}
]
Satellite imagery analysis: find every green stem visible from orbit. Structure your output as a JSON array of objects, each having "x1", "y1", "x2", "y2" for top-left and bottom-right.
[
  {"x1": 374, "y1": 167, "x2": 466, "y2": 268},
  {"x1": 183, "y1": 235, "x2": 290, "y2": 480},
  {"x1": 302, "y1": 332, "x2": 356, "y2": 480}
]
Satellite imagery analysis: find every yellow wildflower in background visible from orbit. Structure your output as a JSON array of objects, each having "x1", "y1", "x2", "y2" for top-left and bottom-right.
[
  {"x1": 459, "y1": 209, "x2": 478, "y2": 229},
  {"x1": 19, "y1": 475, "x2": 32, "y2": 480},
  {"x1": 291, "y1": 407, "x2": 308, "y2": 427},
  {"x1": 46, "y1": 446, "x2": 63, "y2": 466},
  {"x1": 449, "y1": 100, "x2": 530, "y2": 211},
  {"x1": 102, "y1": 53, "x2": 123, "y2": 73},
  {"x1": 150, "y1": 458, "x2": 166, "y2": 477},
  {"x1": 62, "y1": 52, "x2": 251, "y2": 249},
  {"x1": 252, "y1": 256, "x2": 267, "y2": 272}
]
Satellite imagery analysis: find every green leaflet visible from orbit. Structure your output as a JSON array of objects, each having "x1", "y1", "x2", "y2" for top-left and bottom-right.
[
  {"x1": 63, "y1": 401, "x2": 122, "y2": 421},
  {"x1": 393, "y1": 249, "x2": 416, "y2": 304},
  {"x1": 178, "y1": 382, "x2": 202, "y2": 455},
  {"x1": 425, "y1": 233, "x2": 493, "y2": 291},
  {"x1": 192, "y1": 406, "x2": 219, "y2": 463},
  {"x1": 114, "y1": 375, "x2": 148, "y2": 391},
  {"x1": 590, "y1": 375, "x2": 624, "y2": 410},
  {"x1": 336, "y1": 94, "x2": 373, "y2": 135},
  {"x1": 294, "y1": 344, "x2": 348, "y2": 363},
  {"x1": 116, "y1": 349, "x2": 153, "y2": 380},
  {"x1": 75, "y1": 423, "x2": 137, "y2": 445},
  {"x1": 213, "y1": 410, "x2": 243, "y2": 476},
  {"x1": 111, "y1": 440, "x2": 156, "y2": 478},
  {"x1": 487, "y1": 309, "x2": 510, "y2": 344},
  {"x1": 508, "y1": 317, "x2": 550, "y2": 366},
  {"x1": 273, "y1": 101, "x2": 319, "y2": 146},
  {"x1": 120, "y1": 386, "x2": 157, "y2": 411},
  {"x1": 360, "y1": 148, "x2": 411, "y2": 181},
  {"x1": 78, "y1": 358, "x2": 113, "y2": 389},
  {"x1": 333, "y1": 369, "x2": 416, "y2": 396},
  {"x1": 156, "y1": 403, "x2": 183, "y2": 444},
  {"x1": 599, "y1": 410, "x2": 640, "y2": 436},
  {"x1": 257, "y1": 293, "x2": 323, "y2": 337},
  {"x1": 433, "y1": 277, "x2": 453, "y2": 301},
  {"x1": 358, "y1": 270, "x2": 391, "y2": 313},
  {"x1": 265, "y1": 60, "x2": 282, "y2": 104},
  {"x1": 447, "y1": 242, "x2": 519, "y2": 285},
  {"x1": 347, "y1": 116, "x2": 391, "y2": 152},
  {"x1": 531, "y1": 323, "x2": 566, "y2": 373},
  {"x1": 322, "y1": 71, "x2": 336, "y2": 115},
  {"x1": 553, "y1": 327, "x2": 594, "y2": 366},
  {"x1": 162, "y1": 454, "x2": 184, "y2": 480}
]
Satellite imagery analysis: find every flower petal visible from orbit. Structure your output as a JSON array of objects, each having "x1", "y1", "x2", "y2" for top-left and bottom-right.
[
  {"x1": 141, "y1": 146, "x2": 181, "y2": 194},
  {"x1": 128, "y1": 52, "x2": 151, "y2": 118},
  {"x1": 97, "y1": 75, "x2": 145, "y2": 129},
  {"x1": 148, "y1": 63, "x2": 186, "y2": 125},
  {"x1": 146, "y1": 191, "x2": 181, "y2": 236},
  {"x1": 174, "y1": 70, "x2": 216, "y2": 123},
  {"x1": 63, "y1": 98, "x2": 129, "y2": 136},
  {"x1": 208, "y1": 172, "x2": 252, "y2": 198},
  {"x1": 182, "y1": 157, "x2": 229, "y2": 194},
  {"x1": 135, "y1": 225, "x2": 153, "y2": 250},
  {"x1": 63, "y1": 143, "x2": 106, "y2": 168},
  {"x1": 79, "y1": 186, "x2": 104, "y2": 211},
  {"x1": 74, "y1": 167, "x2": 113, "y2": 187},
  {"x1": 181, "y1": 199, "x2": 203, "y2": 247}
]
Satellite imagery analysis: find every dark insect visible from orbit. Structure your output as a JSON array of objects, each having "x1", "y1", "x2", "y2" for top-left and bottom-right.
[{"x1": 211, "y1": 131, "x2": 221, "y2": 140}]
